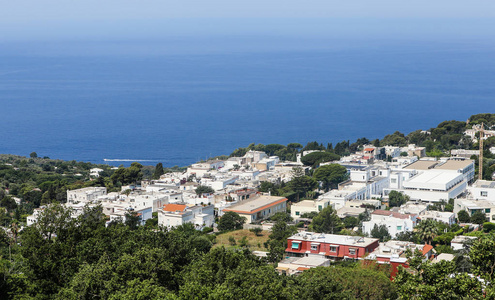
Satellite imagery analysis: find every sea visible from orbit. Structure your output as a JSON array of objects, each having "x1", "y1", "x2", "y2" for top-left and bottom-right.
[{"x1": 1, "y1": 37, "x2": 494, "y2": 167}]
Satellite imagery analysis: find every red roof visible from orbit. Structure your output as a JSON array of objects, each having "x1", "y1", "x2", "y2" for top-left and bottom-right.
[
  {"x1": 297, "y1": 267, "x2": 309, "y2": 271},
  {"x1": 163, "y1": 204, "x2": 187, "y2": 212},
  {"x1": 372, "y1": 210, "x2": 416, "y2": 219},
  {"x1": 421, "y1": 244, "x2": 434, "y2": 255},
  {"x1": 364, "y1": 148, "x2": 375, "y2": 152}
]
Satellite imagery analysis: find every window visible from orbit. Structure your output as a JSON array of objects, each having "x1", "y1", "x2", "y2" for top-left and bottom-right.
[
  {"x1": 318, "y1": 205, "x2": 322, "y2": 211},
  {"x1": 349, "y1": 248, "x2": 356, "y2": 255},
  {"x1": 295, "y1": 211, "x2": 300, "y2": 216},
  {"x1": 330, "y1": 246, "x2": 338, "y2": 252},
  {"x1": 291, "y1": 242, "x2": 301, "y2": 250},
  {"x1": 391, "y1": 178, "x2": 397, "y2": 183},
  {"x1": 311, "y1": 244, "x2": 319, "y2": 251},
  {"x1": 492, "y1": 215, "x2": 495, "y2": 221},
  {"x1": 486, "y1": 209, "x2": 491, "y2": 214},
  {"x1": 397, "y1": 226, "x2": 402, "y2": 231},
  {"x1": 481, "y1": 191, "x2": 488, "y2": 197}
]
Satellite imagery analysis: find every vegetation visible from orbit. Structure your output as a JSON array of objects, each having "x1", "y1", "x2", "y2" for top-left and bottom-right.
[{"x1": 217, "y1": 211, "x2": 246, "y2": 232}]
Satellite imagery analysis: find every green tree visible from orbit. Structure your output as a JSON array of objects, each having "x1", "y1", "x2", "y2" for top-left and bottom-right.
[
  {"x1": 288, "y1": 167, "x2": 317, "y2": 202},
  {"x1": 457, "y1": 210, "x2": 471, "y2": 223},
  {"x1": 370, "y1": 224, "x2": 391, "y2": 242},
  {"x1": 471, "y1": 211, "x2": 487, "y2": 225},
  {"x1": 152, "y1": 162, "x2": 165, "y2": 179},
  {"x1": 313, "y1": 164, "x2": 348, "y2": 191},
  {"x1": 265, "y1": 220, "x2": 297, "y2": 262},
  {"x1": 218, "y1": 212, "x2": 246, "y2": 232},
  {"x1": 388, "y1": 190, "x2": 409, "y2": 207},
  {"x1": 297, "y1": 265, "x2": 396, "y2": 300},
  {"x1": 309, "y1": 206, "x2": 343, "y2": 234},
  {"x1": 301, "y1": 152, "x2": 340, "y2": 167},
  {"x1": 415, "y1": 219, "x2": 438, "y2": 245},
  {"x1": 29, "y1": 152, "x2": 37, "y2": 158},
  {"x1": 395, "y1": 252, "x2": 484, "y2": 299},
  {"x1": 469, "y1": 237, "x2": 495, "y2": 281},
  {"x1": 195, "y1": 185, "x2": 215, "y2": 196}
]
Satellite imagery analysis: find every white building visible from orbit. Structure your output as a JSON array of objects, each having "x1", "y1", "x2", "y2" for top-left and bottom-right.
[
  {"x1": 157, "y1": 203, "x2": 214, "y2": 229},
  {"x1": 397, "y1": 170, "x2": 466, "y2": 202},
  {"x1": 362, "y1": 210, "x2": 418, "y2": 238},
  {"x1": 89, "y1": 168, "x2": 104, "y2": 177},
  {"x1": 291, "y1": 199, "x2": 331, "y2": 219},
  {"x1": 468, "y1": 180, "x2": 495, "y2": 201},
  {"x1": 419, "y1": 210, "x2": 456, "y2": 225},
  {"x1": 67, "y1": 187, "x2": 107, "y2": 204}
]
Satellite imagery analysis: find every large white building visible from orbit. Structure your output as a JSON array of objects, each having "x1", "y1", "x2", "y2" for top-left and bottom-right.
[{"x1": 399, "y1": 170, "x2": 466, "y2": 202}]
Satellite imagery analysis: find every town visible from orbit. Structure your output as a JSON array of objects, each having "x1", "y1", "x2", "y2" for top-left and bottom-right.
[{"x1": 1, "y1": 114, "x2": 495, "y2": 298}]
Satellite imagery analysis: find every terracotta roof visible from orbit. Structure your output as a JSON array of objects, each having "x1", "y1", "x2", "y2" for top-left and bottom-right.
[
  {"x1": 422, "y1": 244, "x2": 434, "y2": 256},
  {"x1": 163, "y1": 204, "x2": 187, "y2": 212},
  {"x1": 364, "y1": 148, "x2": 375, "y2": 152},
  {"x1": 297, "y1": 267, "x2": 310, "y2": 271},
  {"x1": 372, "y1": 210, "x2": 416, "y2": 219}
]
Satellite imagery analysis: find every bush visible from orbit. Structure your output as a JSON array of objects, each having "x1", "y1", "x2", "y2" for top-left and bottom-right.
[
  {"x1": 228, "y1": 236, "x2": 236, "y2": 246},
  {"x1": 483, "y1": 222, "x2": 495, "y2": 232},
  {"x1": 249, "y1": 227, "x2": 263, "y2": 236}
]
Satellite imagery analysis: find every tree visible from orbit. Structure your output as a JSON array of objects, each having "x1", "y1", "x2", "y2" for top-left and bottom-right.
[
  {"x1": 195, "y1": 185, "x2": 215, "y2": 196},
  {"x1": 471, "y1": 211, "x2": 487, "y2": 225},
  {"x1": 395, "y1": 251, "x2": 484, "y2": 299},
  {"x1": 265, "y1": 220, "x2": 297, "y2": 262},
  {"x1": 415, "y1": 219, "x2": 438, "y2": 245},
  {"x1": 469, "y1": 237, "x2": 495, "y2": 280},
  {"x1": 152, "y1": 163, "x2": 165, "y2": 179},
  {"x1": 313, "y1": 164, "x2": 348, "y2": 191},
  {"x1": 457, "y1": 210, "x2": 471, "y2": 223},
  {"x1": 370, "y1": 224, "x2": 391, "y2": 242},
  {"x1": 297, "y1": 264, "x2": 396, "y2": 300},
  {"x1": 388, "y1": 190, "x2": 409, "y2": 207},
  {"x1": 29, "y1": 152, "x2": 37, "y2": 158},
  {"x1": 309, "y1": 206, "x2": 343, "y2": 234},
  {"x1": 343, "y1": 216, "x2": 359, "y2": 229},
  {"x1": 217, "y1": 212, "x2": 245, "y2": 232},
  {"x1": 301, "y1": 152, "x2": 340, "y2": 167},
  {"x1": 288, "y1": 167, "x2": 317, "y2": 201}
]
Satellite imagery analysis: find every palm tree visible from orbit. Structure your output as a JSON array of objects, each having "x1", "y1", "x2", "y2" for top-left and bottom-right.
[{"x1": 415, "y1": 219, "x2": 438, "y2": 245}]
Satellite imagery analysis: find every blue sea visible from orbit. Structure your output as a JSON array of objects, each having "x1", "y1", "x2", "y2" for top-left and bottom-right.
[{"x1": 1, "y1": 38, "x2": 494, "y2": 167}]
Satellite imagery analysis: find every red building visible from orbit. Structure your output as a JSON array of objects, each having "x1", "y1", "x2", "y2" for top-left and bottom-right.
[
  {"x1": 366, "y1": 241, "x2": 435, "y2": 278},
  {"x1": 286, "y1": 232, "x2": 379, "y2": 260}
]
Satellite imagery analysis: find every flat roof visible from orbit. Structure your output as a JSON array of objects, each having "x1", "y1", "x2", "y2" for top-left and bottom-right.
[
  {"x1": 404, "y1": 160, "x2": 438, "y2": 170},
  {"x1": 223, "y1": 196, "x2": 287, "y2": 214},
  {"x1": 288, "y1": 231, "x2": 378, "y2": 248},
  {"x1": 404, "y1": 169, "x2": 462, "y2": 188},
  {"x1": 472, "y1": 180, "x2": 495, "y2": 189},
  {"x1": 435, "y1": 159, "x2": 473, "y2": 170}
]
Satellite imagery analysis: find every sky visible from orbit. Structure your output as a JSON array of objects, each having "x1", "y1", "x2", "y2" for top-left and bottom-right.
[{"x1": 1, "y1": 0, "x2": 495, "y2": 41}]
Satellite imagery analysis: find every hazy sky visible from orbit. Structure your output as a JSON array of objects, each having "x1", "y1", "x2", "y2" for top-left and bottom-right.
[{"x1": 1, "y1": 0, "x2": 495, "y2": 41}]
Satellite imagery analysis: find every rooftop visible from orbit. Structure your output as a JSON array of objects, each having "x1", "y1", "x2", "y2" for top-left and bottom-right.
[
  {"x1": 435, "y1": 159, "x2": 474, "y2": 170},
  {"x1": 288, "y1": 231, "x2": 378, "y2": 248},
  {"x1": 404, "y1": 160, "x2": 438, "y2": 170},
  {"x1": 223, "y1": 195, "x2": 287, "y2": 214},
  {"x1": 162, "y1": 204, "x2": 187, "y2": 213},
  {"x1": 372, "y1": 210, "x2": 416, "y2": 219},
  {"x1": 472, "y1": 180, "x2": 495, "y2": 189}
]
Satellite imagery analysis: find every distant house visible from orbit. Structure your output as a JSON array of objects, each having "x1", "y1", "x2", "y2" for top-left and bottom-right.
[
  {"x1": 286, "y1": 231, "x2": 379, "y2": 260},
  {"x1": 362, "y1": 210, "x2": 418, "y2": 238},
  {"x1": 158, "y1": 203, "x2": 214, "y2": 229},
  {"x1": 67, "y1": 187, "x2": 107, "y2": 204},
  {"x1": 222, "y1": 195, "x2": 287, "y2": 223}
]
